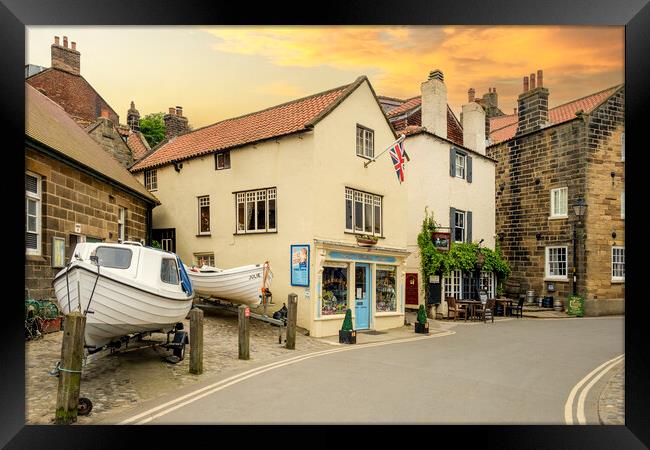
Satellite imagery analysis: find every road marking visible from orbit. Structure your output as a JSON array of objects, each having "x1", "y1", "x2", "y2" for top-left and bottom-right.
[
  {"x1": 119, "y1": 330, "x2": 455, "y2": 424},
  {"x1": 564, "y1": 354, "x2": 624, "y2": 425},
  {"x1": 576, "y1": 357, "x2": 624, "y2": 424}
]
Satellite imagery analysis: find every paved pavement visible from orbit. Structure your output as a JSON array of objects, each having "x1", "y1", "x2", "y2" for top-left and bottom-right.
[
  {"x1": 598, "y1": 359, "x2": 625, "y2": 425},
  {"x1": 102, "y1": 315, "x2": 624, "y2": 425}
]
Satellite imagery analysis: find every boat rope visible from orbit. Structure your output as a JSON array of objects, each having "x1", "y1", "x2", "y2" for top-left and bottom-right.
[
  {"x1": 84, "y1": 264, "x2": 101, "y2": 316},
  {"x1": 48, "y1": 361, "x2": 82, "y2": 376}
]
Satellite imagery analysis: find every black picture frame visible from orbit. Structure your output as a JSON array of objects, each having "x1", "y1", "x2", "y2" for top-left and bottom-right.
[{"x1": 5, "y1": 0, "x2": 647, "y2": 447}]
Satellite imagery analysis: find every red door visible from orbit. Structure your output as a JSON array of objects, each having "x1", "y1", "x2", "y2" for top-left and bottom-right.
[{"x1": 405, "y1": 273, "x2": 419, "y2": 305}]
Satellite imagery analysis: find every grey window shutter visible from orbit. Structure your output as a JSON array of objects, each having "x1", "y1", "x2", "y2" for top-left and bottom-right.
[
  {"x1": 467, "y1": 155, "x2": 473, "y2": 183},
  {"x1": 450, "y1": 147, "x2": 456, "y2": 177},
  {"x1": 450, "y1": 207, "x2": 456, "y2": 238},
  {"x1": 467, "y1": 211, "x2": 473, "y2": 243}
]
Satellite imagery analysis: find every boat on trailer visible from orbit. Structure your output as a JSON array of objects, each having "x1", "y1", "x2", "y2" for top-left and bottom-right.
[
  {"x1": 53, "y1": 241, "x2": 194, "y2": 351},
  {"x1": 186, "y1": 262, "x2": 272, "y2": 307}
]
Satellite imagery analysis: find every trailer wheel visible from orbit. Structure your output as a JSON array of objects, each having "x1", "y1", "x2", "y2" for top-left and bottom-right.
[
  {"x1": 173, "y1": 344, "x2": 186, "y2": 360},
  {"x1": 78, "y1": 397, "x2": 93, "y2": 416}
]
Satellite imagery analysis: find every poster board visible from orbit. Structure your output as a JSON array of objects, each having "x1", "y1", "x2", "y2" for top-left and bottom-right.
[{"x1": 290, "y1": 244, "x2": 310, "y2": 287}]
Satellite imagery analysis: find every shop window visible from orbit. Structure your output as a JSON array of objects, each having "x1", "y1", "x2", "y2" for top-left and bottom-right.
[
  {"x1": 322, "y1": 265, "x2": 348, "y2": 315},
  {"x1": 376, "y1": 265, "x2": 397, "y2": 312}
]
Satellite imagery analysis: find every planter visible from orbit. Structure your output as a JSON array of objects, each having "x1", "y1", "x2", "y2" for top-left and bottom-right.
[
  {"x1": 356, "y1": 235, "x2": 378, "y2": 247},
  {"x1": 37, "y1": 316, "x2": 62, "y2": 334},
  {"x1": 414, "y1": 322, "x2": 429, "y2": 334},
  {"x1": 339, "y1": 329, "x2": 357, "y2": 344}
]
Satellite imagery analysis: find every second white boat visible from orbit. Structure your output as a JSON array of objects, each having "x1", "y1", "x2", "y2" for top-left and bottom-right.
[{"x1": 186, "y1": 262, "x2": 272, "y2": 307}]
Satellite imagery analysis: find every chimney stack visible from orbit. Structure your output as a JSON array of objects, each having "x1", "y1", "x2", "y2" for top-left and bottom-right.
[
  {"x1": 127, "y1": 101, "x2": 141, "y2": 132},
  {"x1": 164, "y1": 105, "x2": 189, "y2": 139},
  {"x1": 420, "y1": 69, "x2": 447, "y2": 138},
  {"x1": 71, "y1": 42, "x2": 76, "y2": 50},
  {"x1": 468, "y1": 88, "x2": 475, "y2": 103},
  {"x1": 51, "y1": 35, "x2": 80, "y2": 75},
  {"x1": 516, "y1": 69, "x2": 549, "y2": 136},
  {"x1": 537, "y1": 69, "x2": 543, "y2": 88},
  {"x1": 462, "y1": 101, "x2": 486, "y2": 155}
]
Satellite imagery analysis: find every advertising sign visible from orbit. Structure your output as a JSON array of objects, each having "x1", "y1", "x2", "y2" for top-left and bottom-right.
[
  {"x1": 290, "y1": 244, "x2": 310, "y2": 287},
  {"x1": 432, "y1": 232, "x2": 451, "y2": 252}
]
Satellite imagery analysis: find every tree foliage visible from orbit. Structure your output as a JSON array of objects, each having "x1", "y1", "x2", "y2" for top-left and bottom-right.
[
  {"x1": 416, "y1": 208, "x2": 511, "y2": 295},
  {"x1": 139, "y1": 112, "x2": 166, "y2": 148}
]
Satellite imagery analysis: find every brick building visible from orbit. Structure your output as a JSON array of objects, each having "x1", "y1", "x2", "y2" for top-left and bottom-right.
[
  {"x1": 486, "y1": 70, "x2": 624, "y2": 315},
  {"x1": 26, "y1": 36, "x2": 152, "y2": 167},
  {"x1": 25, "y1": 84, "x2": 159, "y2": 300}
]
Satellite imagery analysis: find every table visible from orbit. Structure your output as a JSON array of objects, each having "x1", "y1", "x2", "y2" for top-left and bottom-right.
[
  {"x1": 494, "y1": 299, "x2": 513, "y2": 316},
  {"x1": 455, "y1": 300, "x2": 482, "y2": 321}
]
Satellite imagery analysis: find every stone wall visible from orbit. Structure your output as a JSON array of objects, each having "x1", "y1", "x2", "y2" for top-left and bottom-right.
[
  {"x1": 87, "y1": 118, "x2": 135, "y2": 167},
  {"x1": 25, "y1": 147, "x2": 150, "y2": 300},
  {"x1": 487, "y1": 88, "x2": 625, "y2": 307}
]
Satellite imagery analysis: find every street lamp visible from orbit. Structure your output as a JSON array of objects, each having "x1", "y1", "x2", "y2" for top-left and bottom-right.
[{"x1": 572, "y1": 198, "x2": 587, "y2": 295}]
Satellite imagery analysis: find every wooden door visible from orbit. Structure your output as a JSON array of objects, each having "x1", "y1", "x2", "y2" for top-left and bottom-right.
[{"x1": 405, "y1": 273, "x2": 419, "y2": 305}]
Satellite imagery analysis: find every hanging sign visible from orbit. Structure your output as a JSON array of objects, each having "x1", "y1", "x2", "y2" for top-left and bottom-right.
[
  {"x1": 432, "y1": 232, "x2": 451, "y2": 252},
  {"x1": 290, "y1": 244, "x2": 310, "y2": 287}
]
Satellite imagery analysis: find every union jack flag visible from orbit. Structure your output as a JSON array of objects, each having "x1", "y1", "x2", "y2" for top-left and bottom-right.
[{"x1": 388, "y1": 139, "x2": 410, "y2": 183}]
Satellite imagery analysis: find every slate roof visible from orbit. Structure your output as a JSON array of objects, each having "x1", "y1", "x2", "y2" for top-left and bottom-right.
[
  {"x1": 131, "y1": 76, "x2": 374, "y2": 172},
  {"x1": 25, "y1": 84, "x2": 158, "y2": 204},
  {"x1": 488, "y1": 85, "x2": 623, "y2": 145}
]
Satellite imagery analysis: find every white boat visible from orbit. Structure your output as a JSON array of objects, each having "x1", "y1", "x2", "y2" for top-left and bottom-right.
[
  {"x1": 53, "y1": 241, "x2": 194, "y2": 350},
  {"x1": 186, "y1": 262, "x2": 272, "y2": 307}
]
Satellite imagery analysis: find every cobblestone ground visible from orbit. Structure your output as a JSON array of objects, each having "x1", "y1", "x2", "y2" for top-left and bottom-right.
[
  {"x1": 598, "y1": 361, "x2": 624, "y2": 425},
  {"x1": 25, "y1": 308, "x2": 330, "y2": 425}
]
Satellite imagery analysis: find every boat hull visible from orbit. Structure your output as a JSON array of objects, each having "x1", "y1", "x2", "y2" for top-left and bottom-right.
[
  {"x1": 187, "y1": 264, "x2": 272, "y2": 307},
  {"x1": 54, "y1": 264, "x2": 193, "y2": 349}
]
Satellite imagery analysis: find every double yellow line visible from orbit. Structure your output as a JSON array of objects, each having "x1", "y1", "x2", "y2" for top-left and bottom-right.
[
  {"x1": 564, "y1": 354, "x2": 624, "y2": 425},
  {"x1": 120, "y1": 330, "x2": 455, "y2": 425}
]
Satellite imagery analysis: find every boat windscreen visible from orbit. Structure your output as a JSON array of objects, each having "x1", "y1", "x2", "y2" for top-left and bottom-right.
[{"x1": 94, "y1": 247, "x2": 132, "y2": 269}]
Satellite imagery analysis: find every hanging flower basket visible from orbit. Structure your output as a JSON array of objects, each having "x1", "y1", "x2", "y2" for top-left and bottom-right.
[{"x1": 356, "y1": 235, "x2": 379, "y2": 247}]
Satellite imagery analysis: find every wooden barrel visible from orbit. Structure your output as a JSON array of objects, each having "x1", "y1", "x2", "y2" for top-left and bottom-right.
[{"x1": 553, "y1": 298, "x2": 563, "y2": 311}]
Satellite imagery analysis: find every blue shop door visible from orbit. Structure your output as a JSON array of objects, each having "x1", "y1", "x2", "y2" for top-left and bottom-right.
[{"x1": 355, "y1": 264, "x2": 371, "y2": 330}]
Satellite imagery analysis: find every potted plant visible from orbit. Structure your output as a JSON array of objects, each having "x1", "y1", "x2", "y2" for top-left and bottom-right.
[
  {"x1": 339, "y1": 309, "x2": 356, "y2": 344},
  {"x1": 414, "y1": 304, "x2": 429, "y2": 334}
]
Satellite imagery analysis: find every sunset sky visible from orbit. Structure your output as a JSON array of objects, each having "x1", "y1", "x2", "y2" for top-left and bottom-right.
[{"x1": 26, "y1": 26, "x2": 624, "y2": 128}]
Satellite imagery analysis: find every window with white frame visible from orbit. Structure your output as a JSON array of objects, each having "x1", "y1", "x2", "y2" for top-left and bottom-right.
[
  {"x1": 550, "y1": 187, "x2": 568, "y2": 218},
  {"x1": 455, "y1": 153, "x2": 466, "y2": 180},
  {"x1": 198, "y1": 196, "x2": 210, "y2": 234},
  {"x1": 546, "y1": 246, "x2": 568, "y2": 279},
  {"x1": 25, "y1": 172, "x2": 41, "y2": 255},
  {"x1": 144, "y1": 169, "x2": 157, "y2": 191},
  {"x1": 479, "y1": 271, "x2": 496, "y2": 298},
  {"x1": 445, "y1": 270, "x2": 496, "y2": 299},
  {"x1": 612, "y1": 247, "x2": 625, "y2": 281},
  {"x1": 621, "y1": 132, "x2": 625, "y2": 162},
  {"x1": 236, "y1": 188, "x2": 277, "y2": 234},
  {"x1": 444, "y1": 270, "x2": 462, "y2": 299},
  {"x1": 454, "y1": 210, "x2": 465, "y2": 243},
  {"x1": 194, "y1": 252, "x2": 215, "y2": 267},
  {"x1": 356, "y1": 125, "x2": 374, "y2": 158},
  {"x1": 215, "y1": 151, "x2": 231, "y2": 170},
  {"x1": 118, "y1": 207, "x2": 126, "y2": 242},
  {"x1": 345, "y1": 188, "x2": 382, "y2": 236}
]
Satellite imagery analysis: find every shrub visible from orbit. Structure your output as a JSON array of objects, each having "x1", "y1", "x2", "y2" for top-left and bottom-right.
[
  {"x1": 417, "y1": 304, "x2": 428, "y2": 325},
  {"x1": 341, "y1": 309, "x2": 354, "y2": 331}
]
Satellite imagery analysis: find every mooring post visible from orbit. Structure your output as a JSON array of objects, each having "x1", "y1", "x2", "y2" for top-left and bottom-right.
[
  {"x1": 189, "y1": 308, "x2": 203, "y2": 374},
  {"x1": 286, "y1": 293, "x2": 298, "y2": 350},
  {"x1": 54, "y1": 311, "x2": 86, "y2": 424},
  {"x1": 238, "y1": 304, "x2": 250, "y2": 360}
]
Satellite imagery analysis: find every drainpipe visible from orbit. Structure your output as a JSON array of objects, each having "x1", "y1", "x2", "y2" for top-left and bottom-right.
[{"x1": 146, "y1": 204, "x2": 153, "y2": 246}]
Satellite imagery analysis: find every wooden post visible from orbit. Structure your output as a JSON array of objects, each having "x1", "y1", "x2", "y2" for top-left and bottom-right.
[
  {"x1": 54, "y1": 311, "x2": 86, "y2": 424},
  {"x1": 189, "y1": 308, "x2": 203, "y2": 375},
  {"x1": 238, "y1": 305, "x2": 250, "y2": 360},
  {"x1": 286, "y1": 293, "x2": 298, "y2": 350}
]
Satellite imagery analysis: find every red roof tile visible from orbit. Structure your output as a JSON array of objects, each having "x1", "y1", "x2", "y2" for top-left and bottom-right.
[
  {"x1": 127, "y1": 131, "x2": 151, "y2": 161},
  {"x1": 131, "y1": 77, "x2": 366, "y2": 172},
  {"x1": 488, "y1": 85, "x2": 622, "y2": 145},
  {"x1": 382, "y1": 95, "x2": 464, "y2": 146}
]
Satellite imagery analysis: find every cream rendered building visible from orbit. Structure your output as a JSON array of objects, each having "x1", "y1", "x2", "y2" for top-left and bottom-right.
[
  {"x1": 131, "y1": 76, "x2": 409, "y2": 337},
  {"x1": 380, "y1": 70, "x2": 497, "y2": 315}
]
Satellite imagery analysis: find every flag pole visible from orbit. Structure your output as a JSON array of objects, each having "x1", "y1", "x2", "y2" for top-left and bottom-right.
[{"x1": 363, "y1": 134, "x2": 406, "y2": 168}]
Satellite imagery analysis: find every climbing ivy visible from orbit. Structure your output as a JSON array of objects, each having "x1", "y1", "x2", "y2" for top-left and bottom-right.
[{"x1": 416, "y1": 208, "x2": 511, "y2": 295}]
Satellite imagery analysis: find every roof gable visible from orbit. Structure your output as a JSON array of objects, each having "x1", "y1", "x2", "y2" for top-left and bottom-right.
[{"x1": 130, "y1": 76, "x2": 374, "y2": 172}]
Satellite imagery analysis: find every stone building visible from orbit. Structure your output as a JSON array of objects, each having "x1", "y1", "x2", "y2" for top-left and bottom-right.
[
  {"x1": 378, "y1": 70, "x2": 497, "y2": 314},
  {"x1": 486, "y1": 70, "x2": 624, "y2": 315},
  {"x1": 25, "y1": 84, "x2": 159, "y2": 300}
]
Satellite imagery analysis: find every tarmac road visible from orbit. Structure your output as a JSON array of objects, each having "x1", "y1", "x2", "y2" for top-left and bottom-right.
[{"x1": 106, "y1": 316, "x2": 624, "y2": 425}]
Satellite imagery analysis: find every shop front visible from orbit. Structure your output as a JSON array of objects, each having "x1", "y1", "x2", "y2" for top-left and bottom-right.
[{"x1": 309, "y1": 239, "x2": 409, "y2": 338}]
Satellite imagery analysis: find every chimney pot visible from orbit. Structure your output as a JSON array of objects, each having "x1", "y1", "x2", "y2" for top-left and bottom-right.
[
  {"x1": 523, "y1": 76, "x2": 529, "y2": 92},
  {"x1": 63, "y1": 36, "x2": 68, "y2": 48},
  {"x1": 468, "y1": 88, "x2": 475, "y2": 102},
  {"x1": 530, "y1": 73, "x2": 536, "y2": 90},
  {"x1": 54, "y1": 36, "x2": 60, "y2": 45},
  {"x1": 169, "y1": 107, "x2": 176, "y2": 115},
  {"x1": 176, "y1": 106, "x2": 183, "y2": 116},
  {"x1": 493, "y1": 87, "x2": 496, "y2": 93},
  {"x1": 537, "y1": 69, "x2": 543, "y2": 88},
  {"x1": 71, "y1": 42, "x2": 76, "y2": 50},
  {"x1": 428, "y1": 69, "x2": 444, "y2": 82}
]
